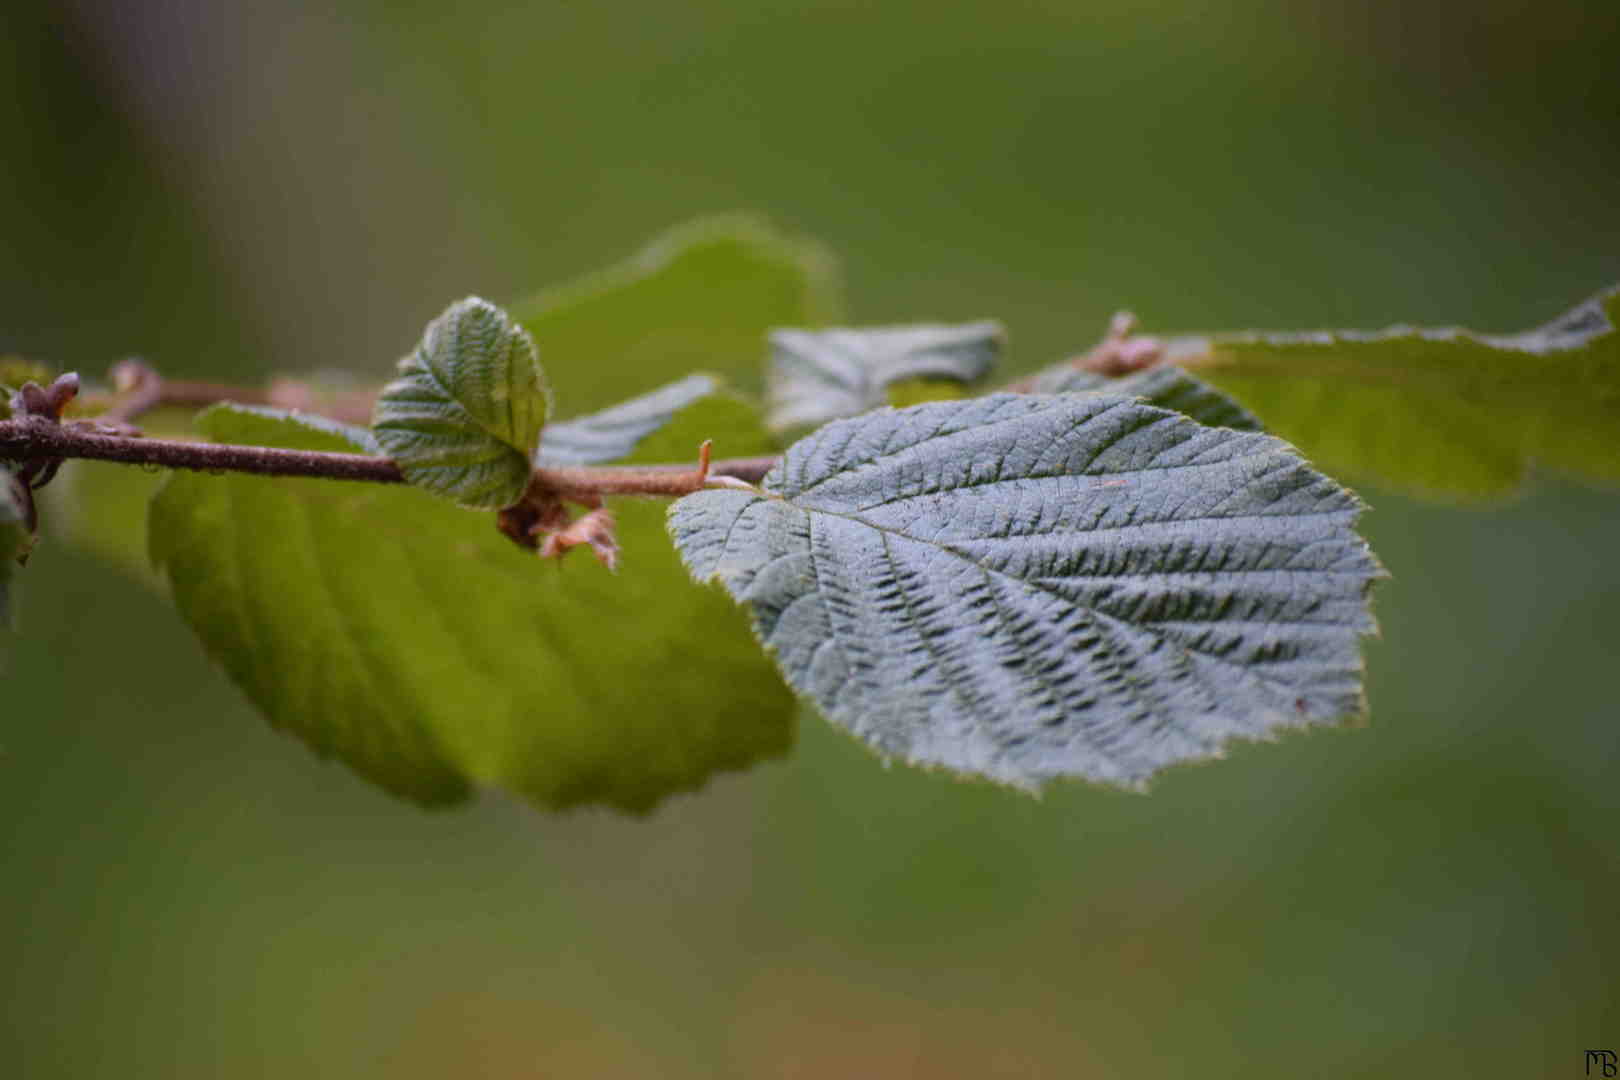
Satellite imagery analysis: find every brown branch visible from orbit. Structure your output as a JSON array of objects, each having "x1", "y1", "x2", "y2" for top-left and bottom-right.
[
  {"x1": 101, "y1": 359, "x2": 278, "y2": 427},
  {"x1": 1001, "y1": 311, "x2": 1169, "y2": 392},
  {"x1": 2, "y1": 417, "x2": 403, "y2": 483},
  {"x1": 99, "y1": 361, "x2": 374, "y2": 427},
  {"x1": 0, "y1": 417, "x2": 778, "y2": 495}
]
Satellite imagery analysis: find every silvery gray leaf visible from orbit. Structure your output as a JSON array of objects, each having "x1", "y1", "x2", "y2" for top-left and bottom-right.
[
  {"x1": 767, "y1": 321, "x2": 1002, "y2": 432},
  {"x1": 537, "y1": 374, "x2": 718, "y2": 465},
  {"x1": 671, "y1": 393, "x2": 1382, "y2": 790}
]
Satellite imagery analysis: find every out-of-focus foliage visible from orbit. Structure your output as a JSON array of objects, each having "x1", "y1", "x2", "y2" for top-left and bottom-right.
[
  {"x1": 511, "y1": 217, "x2": 842, "y2": 414},
  {"x1": 1192, "y1": 285, "x2": 1620, "y2": 499},
  {"x1": 766, "y1": 321, "x2": 1000, "y2": 433},
  {"x1": 537, "y1": 373, "x2": 719, "y2": 465}
]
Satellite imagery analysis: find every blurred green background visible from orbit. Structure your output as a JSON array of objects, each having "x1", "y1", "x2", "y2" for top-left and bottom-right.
[{"x1": 3, "y1": 0, "x2": 1618, "y2": 1076}]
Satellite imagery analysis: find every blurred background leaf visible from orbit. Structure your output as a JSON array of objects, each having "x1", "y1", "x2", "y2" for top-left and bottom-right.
[
  {"x1": 537, "y1": 372, "x2": 727, "y2": 465},
  {"x1": 2, "y1": 0, "x2": 1617, "y2": 1077},
  {"x1": 765, "y1": 321, "x2": 1001, "y2": 432},
  {"x1": 512, "y1": 215, "x2": 843, "y2": 413},
  {"x1": 1189, "y1": 285, "x2": 1620, "y2": 499}
]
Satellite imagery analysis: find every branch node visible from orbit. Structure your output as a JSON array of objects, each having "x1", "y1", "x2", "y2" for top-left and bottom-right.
[
  {"x1": 705, "y1": 474, "x2": 761, "y2": 492},
  {"x1": 110, "y1": 358, "x2": 156, "y2": 396},
  {"x1": 539, "y1": 507, "x2": 620, "y2": 571},
  {"x1": 8, "y1": 374, "x2": 84, "y2": 495},
  {"x1": 10, "y1": 372, "x2": 80, "y2": 424},
  {"x1": 101, "y1": 359, "x2": 163, "y2": 428},
  {"x1": 694, "y1": 439, "x2": 713, "y2": 486},
  {"x1": 496, "y1": 479, "x2": 619, "y2": 569},
  {"x1": 1073, "y1": 310, "x2": 1165, "y2": 375}
]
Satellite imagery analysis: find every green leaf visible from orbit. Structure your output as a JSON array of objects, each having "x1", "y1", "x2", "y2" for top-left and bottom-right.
[
  {"x1": 1189, "y1": 284, "x2": 1620, "y2": 499},
  {"x1": 372, "y1": 297, "x2": 550, "y2": 508},
  {"x1": 537, "y1": 374, "x2": 716, "y2": 465},
  {"x1": 1022, "y1": 363, "x2": 1263, "y2": 432},
  {"x1": 671, "y1": 394, "x2": 1382, "y2": 790},
  {"x1": 0, "y1": 470, "x2": 30, "y2": 628},
  {"x1": 150, "y1": 395, "x2": 794, "y2": 813},
  {"x1": 510, "y1": 215, "x2": 843, "y2": 414},
  {"x1": 884, "y1": 376, "x2": 977, "y2": 409},
  {"x1": 767, "y1": 321, "x2": 1002, "y2": 432}
]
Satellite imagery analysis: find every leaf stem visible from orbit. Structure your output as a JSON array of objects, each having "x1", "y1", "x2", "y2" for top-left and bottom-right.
[{"x1": 0, "y1": 418, "x2": 777, "y2": 495}]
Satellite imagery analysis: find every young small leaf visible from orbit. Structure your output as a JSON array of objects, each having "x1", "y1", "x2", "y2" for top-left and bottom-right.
[
  {"x1": 1186, "y1": 283, "x2": 1620, "y2": 498},
  {"x1": 373, "y1": 297, "x2": 550, "y2": 508},
  {"x1": 1023, "y1": 363, "x2": 1262, "y2": 432},
  {"x1": 671, "y1": 394, "x2": 1382, "y2": 790},
  {"x1": 150, "y1": 397, "x2": 794, "y2": 813},
  {"x1": 767, "y1": 321, "x2": 1002, "y2": 432}
]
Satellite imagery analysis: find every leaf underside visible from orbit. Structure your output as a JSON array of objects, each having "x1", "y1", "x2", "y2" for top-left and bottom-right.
[
  {"x1": 671, "y1": 393, "x2": 1382, "y2": 790},
  {"x1": 373, "y1": 297, "x2": 550, "y2": 509},
  {"x1": 1190, "y1": 283, "x2": 1620, "y2": 499},
  {"x1": 537, "y1": 374, "x2": 717, "y2": 465},
  {"x1": 767, "y1": 321, "x2": 1002, "y2": 433},
  {"x1": 150, "y1": 398, "x2": 795, "y2": 813}
]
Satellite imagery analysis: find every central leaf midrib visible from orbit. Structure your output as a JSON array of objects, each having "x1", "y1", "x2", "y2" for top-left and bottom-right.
[{"x1": 421, "y1": 339, "x2": 525, "y2": 453}]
